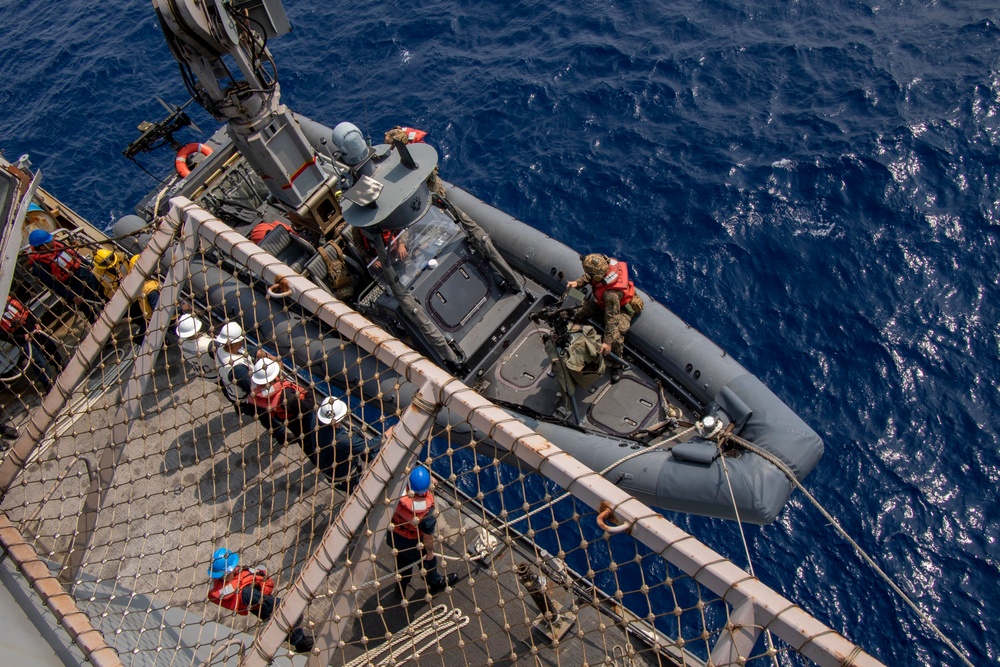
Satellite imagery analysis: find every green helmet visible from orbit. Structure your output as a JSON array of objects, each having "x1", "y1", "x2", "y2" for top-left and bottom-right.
[{"x1": 581, "y1": 253, "x2": 610, "y2": 280}]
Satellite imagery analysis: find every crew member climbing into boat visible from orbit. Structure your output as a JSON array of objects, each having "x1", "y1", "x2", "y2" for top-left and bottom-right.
[
  {"x1": 567, "y1": 253, "x2": 644, "y2": 383},
  {"x1": 386, "y1": 466, "x2": 459, "y2": 600}
]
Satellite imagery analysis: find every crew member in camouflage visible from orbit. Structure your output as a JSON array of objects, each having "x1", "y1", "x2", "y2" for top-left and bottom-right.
[{"x1": 566, "y1": 253, "x2": 644, "y2": 383}]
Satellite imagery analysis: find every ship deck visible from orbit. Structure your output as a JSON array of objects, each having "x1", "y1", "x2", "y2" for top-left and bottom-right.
[{"x1": 0, "y1": 327, "x2": 685, "y2": 667}]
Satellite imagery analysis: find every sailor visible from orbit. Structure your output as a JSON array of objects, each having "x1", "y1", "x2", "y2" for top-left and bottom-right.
[
  {"x1": 124, "y1": 255, "x2": 161, "y2": 320},
  {"x1": 0, "y1": 295, "x2": 64, "y2": 390},
  {"x1": 566, "y1": 253, "x2": 644, "y2": 383},
  {"x1": 175, "y1": 314, "x2": 218, "y2": 380},
  {"x1": 214, "y1": 322, "x2": 270, "y2": 401},
  {"x1": 249, "y1": 358, "x2": 311, "y2": 441},
  {"x1": 124, "y1": 254, "x2": 161, "y2": 342},
  {"x1": 91, "y1": 248, "x2": 127, "y2": 300},
  {"x1": 298, "y1": 397, "x2": 381, "y2": 491},
  {"x1": 206, "y1": 548, "x2": 314, "y2": 654},
  {"x1": 386, "y1": 466, "x2": 459, "y2": 599},
  {"x1": 25, "y1": 229, "x2": 103, "y2": 321},
  {"x1": 351, "y1": 226, "x2": 408, "y2": 271}
]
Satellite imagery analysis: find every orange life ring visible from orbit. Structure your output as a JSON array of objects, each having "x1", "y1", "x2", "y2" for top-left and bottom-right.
[{"x1": 175, "y1": 143, "x2": 213, "y2": 178}]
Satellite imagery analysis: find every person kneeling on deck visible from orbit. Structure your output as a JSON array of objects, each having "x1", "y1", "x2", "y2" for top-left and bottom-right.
[
  {"x1": 387, "y1": 466, "x2": 459, "y2": 600},
  {"x1": 299, "y1": 397, "x2": 381, "y2": 491},
  {"x1": 206, "y1": 548, "x2": 314, "y2": 653},
  {"x1": 566, "y1": 253, "x2": 644, "y2": 384},
  {"x1": 175, "y1": 314, "x2": 219, "y2": 380}
]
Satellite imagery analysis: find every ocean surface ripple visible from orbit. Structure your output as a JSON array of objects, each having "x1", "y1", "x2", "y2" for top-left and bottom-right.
[{"x1": 2, "y1": 0, "x2": 999, "y2": 663}]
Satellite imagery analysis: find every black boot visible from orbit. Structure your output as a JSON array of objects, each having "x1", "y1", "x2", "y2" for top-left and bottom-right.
[
  {"x1": 288, "y1": 627, "x2": 314, "y2": 653},
  {"x1": 609, "y1": 363, "x2": 624, "y2": 384},
  {"x1": 0, "y1": 423, "x2": 18, "y2": 440},
  {"x1": 428, "y1": 572, "x2": 459, "y2": 596}
]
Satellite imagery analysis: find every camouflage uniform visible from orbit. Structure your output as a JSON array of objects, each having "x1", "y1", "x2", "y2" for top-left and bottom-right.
[
  {"x1": 569, "y1": 254, "x2": 642, "y2": 359},
  {"x1": 384, "y1": 126, "x2": 447, "y2": 197}
]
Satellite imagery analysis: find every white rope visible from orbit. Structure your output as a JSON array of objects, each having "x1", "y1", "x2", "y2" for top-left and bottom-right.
[
  {"x1": 717, "y1": 435, "x2": 780, "y2": 667},
  {"x1": 725, "y1": 433, "x2": 975, "y2": 667},
  {"x1": 505, "y1": 425, "x2": 697, "y2": 530},
  {"x1": 342, "y1": 604, "x2": 468, "y2": 667}
]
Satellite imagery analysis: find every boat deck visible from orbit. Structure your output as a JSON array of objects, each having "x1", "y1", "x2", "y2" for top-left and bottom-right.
[{"x1": 0, "y1": 334, "x2": 685, "y2": 666}]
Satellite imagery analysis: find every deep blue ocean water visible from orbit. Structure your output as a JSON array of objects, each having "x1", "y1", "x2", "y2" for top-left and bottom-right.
[{"x1": 2, "y1": 0, "x2": 999, "y2": 663}]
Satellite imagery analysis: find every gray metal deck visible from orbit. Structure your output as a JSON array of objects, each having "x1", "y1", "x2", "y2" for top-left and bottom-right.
[{"x1": 0, "y1": 339, "x2": 680, "y2": 666}]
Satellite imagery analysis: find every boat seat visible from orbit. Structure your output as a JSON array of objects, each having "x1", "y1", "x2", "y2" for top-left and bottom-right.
[
  {"x1": 257, "y1": 224, "x2": 316, "y2": 274},
  {"x1": 301, "y1": 252, "x2": 333, "y2": 294}
]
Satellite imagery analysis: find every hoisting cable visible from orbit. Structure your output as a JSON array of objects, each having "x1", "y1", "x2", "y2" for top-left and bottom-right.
[
  {"x1": 719, "y1": 431, "x2": 975, "y2": 667},
  {"x1": 716, "y1": 425, "x2": 780, "y2": 667}
]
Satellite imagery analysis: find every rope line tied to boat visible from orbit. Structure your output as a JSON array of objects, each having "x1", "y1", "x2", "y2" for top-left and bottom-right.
[{"x1": 711, "y1": 429, "x2": 975, "y2": 667}]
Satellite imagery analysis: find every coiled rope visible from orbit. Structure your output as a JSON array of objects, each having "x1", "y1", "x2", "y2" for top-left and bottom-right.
[{"x1": 720, "y1": 432, "x2": 974, "y2": 667}]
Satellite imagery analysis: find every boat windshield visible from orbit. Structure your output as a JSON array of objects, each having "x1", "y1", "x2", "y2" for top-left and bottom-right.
[{"x1": 368, "y1": 207, "x2": 461, "y2": 287}]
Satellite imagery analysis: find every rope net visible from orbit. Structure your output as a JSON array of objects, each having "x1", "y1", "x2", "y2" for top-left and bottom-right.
[{"x1": 0, "y1": 200, "x2": 877, "y2": 667}]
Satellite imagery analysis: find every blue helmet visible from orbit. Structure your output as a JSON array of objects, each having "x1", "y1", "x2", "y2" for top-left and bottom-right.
[
  {"x1": 409, "y1": 466, "x2": 431, "y2": 494},
  {"x1": 28, "y1": 229, "x2": 53, "y2": 247},
  {"x1": 208, "y1": 547, "x2": 239, "y2": 579}
]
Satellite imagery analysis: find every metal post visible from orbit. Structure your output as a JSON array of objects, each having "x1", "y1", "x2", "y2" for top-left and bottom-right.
[
  {"x1": 0, "y1": 212, "x2": 182, "y2": 500},
  {"x1": 61, "y1": 208, "x2": 196, "y2": 584},
  {"x1": 710, "y1": 595, "x2": 761, "y2": 666},
  {"x1": 239, "y1": 380, "x2": 443, "y2": 667}
]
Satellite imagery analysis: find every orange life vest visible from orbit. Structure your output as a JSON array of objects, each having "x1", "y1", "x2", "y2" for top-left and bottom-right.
[
  {"x1": 390, "y1": 491, "x2": 436, "y2": 541},
  {"x1": 592, "y1": 260, "x2": 635, "y2": 308},
  {"x1": 28, "y1": 240, "x2": 82, "y2": 282},
  {"x1": 360, "y1": 229, "x2": 398, "y2": 255},
  {"x1": 250, "y1": 378, "x2": 307, "y2": 421},
  {"x1": 1, "y1": 297, "x2": 31, "y2": 334},
  {"x1": 207, "y1": 568, "x2": 275, "y2": 615},
  {"x1": 249, "y1": 220, "x2": 293, "y2": 245},
  {"x1": 400, "y1": 127, "x2": 427, "y2": 143}
]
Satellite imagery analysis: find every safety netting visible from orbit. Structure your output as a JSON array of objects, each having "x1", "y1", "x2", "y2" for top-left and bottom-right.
[{"x1": 0, "y1": 199, "x2": 881, "y2": 667}]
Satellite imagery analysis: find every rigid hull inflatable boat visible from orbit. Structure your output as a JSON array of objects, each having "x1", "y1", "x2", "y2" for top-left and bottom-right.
[{"x1": 116, "y1": 0, "x2": 824, "y2": 524}]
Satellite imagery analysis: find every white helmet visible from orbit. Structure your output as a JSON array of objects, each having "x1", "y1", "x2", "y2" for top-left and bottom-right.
[
  {"x1": 317, "y1": 397, "x2": 348, "y2": 425},
  {"x1": 175, "y1": 314, "x2": 204, "y2": 340},
  {"x1": 251, "y1": 358, "x2": 281, "y2": 386},
  {"x1": 215, "y1": 321, "x2": 245, "y2": 345}
]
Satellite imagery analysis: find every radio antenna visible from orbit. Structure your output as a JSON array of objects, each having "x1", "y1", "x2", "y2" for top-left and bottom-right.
[{"x1": 363, "y1": 96, "x2": 371, "y2": 144}]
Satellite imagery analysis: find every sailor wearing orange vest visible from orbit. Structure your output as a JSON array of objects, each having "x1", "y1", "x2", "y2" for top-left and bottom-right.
[
  {"x1": 0, "y1": 295, "x2": 64, "y2": 390},
  {"x1": 567, "y1": 253, "x2": 644, "y2": 383},
  {"x1": 386, "y1": 466, "x2": 459, "y2": 600},
  {"x1": 206, "y1": 548, "x2": 314, "y2": 653},
  {"x1": 25, "y1": 229, "x2": 103, "y2": 321},
  {"x1": 249, "y1": 358, "x2": 313, "y2": 441}
]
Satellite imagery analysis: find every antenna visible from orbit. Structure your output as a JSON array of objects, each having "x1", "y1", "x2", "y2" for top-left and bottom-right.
[{"x1": 362, "y1": 96, "x2": 371, "y2": 144}]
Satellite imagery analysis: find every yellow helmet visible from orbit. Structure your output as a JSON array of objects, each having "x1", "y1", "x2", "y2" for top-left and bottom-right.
[
  {"x1": 94, "y1": 248, "x2": 122, "y2": 270},
  {"x1": 127, "y1": 254, "x2": 140, "y2": 274}
]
